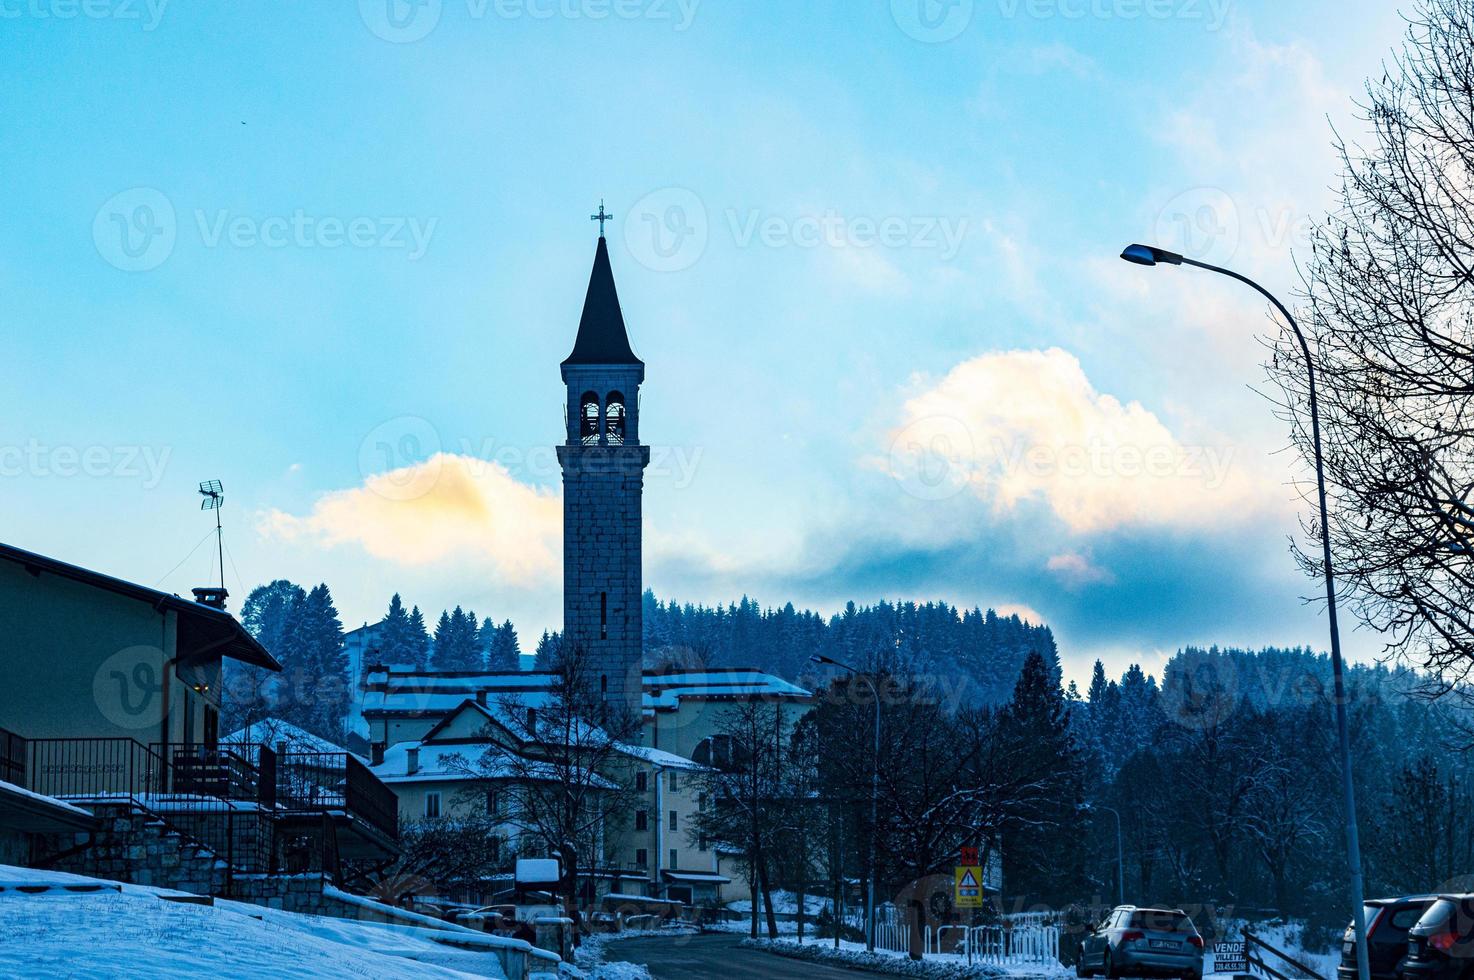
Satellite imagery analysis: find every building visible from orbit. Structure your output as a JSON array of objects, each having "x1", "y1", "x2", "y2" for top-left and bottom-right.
[
  {"x1": 0, "y1": 542, "x2": 400, "y2": 905},
  {"x1": 558, "y1": 230, "x2": 649, "y2": 720},
  {"x1": 0, "y1": 541, "x2": 279, "y2": 746}
]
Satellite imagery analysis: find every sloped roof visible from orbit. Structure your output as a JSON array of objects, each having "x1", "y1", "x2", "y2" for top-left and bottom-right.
[
  {"x1": 0, "y1": 541, "x2": 279, "y2": 670},
  {"x1": 223, "y1": 718, "x2": 359, "y2": 758},
  {"x1": 562, "y1": 236, "x2": 641, "y2": 367}
]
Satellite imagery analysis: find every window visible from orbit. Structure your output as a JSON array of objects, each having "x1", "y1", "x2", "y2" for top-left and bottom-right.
[
  {"x1": 669, "y1": 849, "x2": 678, "y2": 870},
  {"x1": 699, "y1": 835, "x2": 709, "y2": 852},
  {"x1": 635, "y1": 772, "x2": 648, "y2": 792},
  {"x1": 580, "y1": 392, "x2": 601, "y2": 445},
  {"x1": 526, "y1": 707, "x2": 537, "y2": 731},
  {"x1": 669, "y1": 810, "x2": 678, "y2": 831},
  {"x1": 605, "y1": 392, "x2": 626, "y2": 445},
  {"x1": 668, "y1": 771, "x2": 679, "y2": 792},
  {"x1": 635, "y1": 849, "x2": 648, "y2": 868},
  {"x1": 485, "y1": 790, "x2": 499, "y2": 816},
  {"x1": 425, "y1": 792, "x2": 442, "y2": 819},
  {"x1": 635, "y1": 810, "x2": 648, "y2": 831},
  {"x1": 601, "y1": 675, "x2": 608, "y2": 694},
  {"x1": 600, "y1": 592, "x2": 608, "y2": 640}
]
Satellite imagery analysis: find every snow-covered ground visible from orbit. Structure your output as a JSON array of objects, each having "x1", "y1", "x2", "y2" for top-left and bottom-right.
[
  {"x1": 0, "y1": 864, "x2": 518, "y2": 979},
  {"x1": 725, "y1": 888, "x2": 831, "y2": 917},
  {"x1": 572, "y1": 924, "x2": 697, "y2": 979},
  {"x1": 743, "y1": 935, "x2": 1072, "y2": 978}
]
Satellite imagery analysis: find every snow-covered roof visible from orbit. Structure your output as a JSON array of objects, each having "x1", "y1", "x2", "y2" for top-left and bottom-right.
[
  {"x1": 362, "y1": 667, "x2": 811, "y2": 718},
  {"x1": 613, "y1": 743, "x2": 709, "y2": 772},
  {"x1": 223, "y1": 718, "x2": 357, "y2": 757},
  {"x1": 368, "y1": 740, "x2": 615, "y2": 790}
]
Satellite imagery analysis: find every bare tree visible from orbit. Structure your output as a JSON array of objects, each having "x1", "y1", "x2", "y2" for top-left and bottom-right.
[
  {"x1": 453, "y1": 642, "x2": 641, "y2": 934},
  {"x1": 1270, "y1": 0, "x2": 1474, "y2": 694}
]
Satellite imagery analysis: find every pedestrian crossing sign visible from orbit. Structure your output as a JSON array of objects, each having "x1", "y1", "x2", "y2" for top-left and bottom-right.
[{"x1": 955, "y1": 865, "x2": 984, "y2": 908}]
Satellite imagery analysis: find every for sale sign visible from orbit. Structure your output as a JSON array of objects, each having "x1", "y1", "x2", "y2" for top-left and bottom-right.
[{"x1": 1212, "y1": 940, "x2": 1247, "y2": 974}]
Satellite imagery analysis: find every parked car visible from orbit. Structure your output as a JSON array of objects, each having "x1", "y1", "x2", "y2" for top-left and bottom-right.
[
  {"x1": 1077, "y1": 905, "x2": 1206, "y2": 980},
  {"x1": 1399, "y1": 895, "x2": 1474, "y2": 980},
  {"x1": 1338, "y1": 896, "x2": 1436, "y2": 980}
]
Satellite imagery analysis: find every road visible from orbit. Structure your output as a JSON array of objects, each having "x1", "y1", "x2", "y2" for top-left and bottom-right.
[{"x1": 606, "y1": 931, "x2": 868, "y2": 979}]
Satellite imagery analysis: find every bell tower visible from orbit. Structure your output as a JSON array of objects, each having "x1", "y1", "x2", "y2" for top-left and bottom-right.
[{"x1": 557, "y1": 209, "x2": 649, "y2": 721}]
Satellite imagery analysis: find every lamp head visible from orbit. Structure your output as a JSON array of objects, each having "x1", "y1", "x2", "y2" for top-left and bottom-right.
[{"x1": 1120, "y1": 243, "x2": 1184, "y2": 267}]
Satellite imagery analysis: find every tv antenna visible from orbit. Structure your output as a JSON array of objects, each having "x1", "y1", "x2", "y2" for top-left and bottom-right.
[{"x1": 198, "y1": 480, "x2": 225, "y2": 591}]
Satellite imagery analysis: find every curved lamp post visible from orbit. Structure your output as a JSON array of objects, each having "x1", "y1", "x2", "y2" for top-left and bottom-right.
[
  {"x1": 1119, "y1": 243, "x2": 1370, "y2": 980},
  {"x1": 813, "y1": 653, "x2": 880, "y2": 954},
  {"x1": 1081, "y1": 803, "x2": 1124, "y2": 905}
]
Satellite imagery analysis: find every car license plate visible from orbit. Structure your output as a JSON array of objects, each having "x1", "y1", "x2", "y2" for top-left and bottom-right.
[{"x1": 1151, "y1": 940, "x2": 1178, "y2": 950}]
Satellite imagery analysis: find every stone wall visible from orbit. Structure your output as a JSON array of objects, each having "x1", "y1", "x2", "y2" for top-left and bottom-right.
[{"x1": 42, "y1": 805, "x2": 224, "y2": 895}]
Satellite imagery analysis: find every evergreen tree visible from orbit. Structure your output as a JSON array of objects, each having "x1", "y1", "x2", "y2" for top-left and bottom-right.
[
  {"x1": 489, "y1": 619, "x2": 521, "y2": 671},
  {"x1": 997, "y1": 650, "x2": 1086, "y2": 906},
  {"x1": 408, "y1": 606, "x2": 431, "y2": 669},
  {"x1": 376, "y1": 593, "x2": 416, "y2": 666},
  {"x1": 432, "y1": 606, "x2": 480, "y2": 670},
  {"x1": 534, "y1": 630, "x2": 562, "y2": 670}
]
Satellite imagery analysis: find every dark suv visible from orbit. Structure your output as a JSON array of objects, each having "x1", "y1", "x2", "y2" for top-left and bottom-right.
[
  {"x1": 1400, "y1": 895, "x2": 1474, "y2": 980},
  {"x1": 1338, "y1": 896, "x2": 1435, "y2": 980},
  {"x1": 1077, "y1": 906, "x2": 1205, "y2": 980}
]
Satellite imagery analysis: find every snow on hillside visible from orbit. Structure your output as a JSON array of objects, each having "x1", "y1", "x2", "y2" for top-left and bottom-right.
[{"x1": 0, "y1": 865, "x2": 511, "y2": 979}]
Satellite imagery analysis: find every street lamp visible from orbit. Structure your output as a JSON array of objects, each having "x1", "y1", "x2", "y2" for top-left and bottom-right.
[
  {"x1": 1080, "y1": 803, "x2": 1123, "y2": 905},
  {"x1": 812, "y1": 653, "x2": 881, "y2": 955},
  {"x1": 1119, "y1": 243, "x2": 1371, "y2": 980}
]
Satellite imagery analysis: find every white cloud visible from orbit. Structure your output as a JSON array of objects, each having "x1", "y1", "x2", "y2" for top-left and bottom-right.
[
  {"x1": 259, "y1": 453, "x2": 562, "y2": 583},
  {"x1": 884, "y1": 348, "x2": 1275, "y2": 534},
  {"x1": 1047, "y1": 551, "x2": 1116, "y2": 589}
]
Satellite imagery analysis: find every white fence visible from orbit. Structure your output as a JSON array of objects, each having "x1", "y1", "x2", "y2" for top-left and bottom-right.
[{"x1": 845, "y1": 909, "x2": 1061, "y2": 966}]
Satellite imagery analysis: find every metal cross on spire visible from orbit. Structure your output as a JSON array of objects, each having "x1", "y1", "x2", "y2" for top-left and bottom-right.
[{"x1": 591, "y1": 200, "x2": 613, "y2": 237}]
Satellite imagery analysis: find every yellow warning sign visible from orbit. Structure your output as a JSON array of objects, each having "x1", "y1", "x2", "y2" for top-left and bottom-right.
[{"x1": 955, "y1": 866, "x2": 983, "y2": 908}]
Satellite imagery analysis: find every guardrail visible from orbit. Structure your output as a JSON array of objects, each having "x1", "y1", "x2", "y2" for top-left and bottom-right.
[{"x1": 1245, "y1": 928, "x2": 1326, "y2": 980}]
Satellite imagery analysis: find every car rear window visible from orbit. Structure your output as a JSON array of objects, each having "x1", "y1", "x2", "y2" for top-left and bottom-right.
[
  {"x1": 1388, "y1": 906, "x2": 1430, "y2": 932},
  {"x1": 1413, "y1": 900, "x2": 1474, "y2": 936},
  {"x1": 1129, "y1": 910, "x2": 1195, "y2": 933}
]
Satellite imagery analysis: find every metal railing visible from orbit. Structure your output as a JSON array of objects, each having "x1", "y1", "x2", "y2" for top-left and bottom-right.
[
  {"x1": 845, "y1": 907, "x2": 1061, "y2": 966},
  {"x1": 1245, "y1": 928, "x2": 1326, "y2": 980},
  {"x1": 274, "y1": 750, "x2": 399, "y2": 843},
  {"x1": 0, "y1": 726, "x2": 25, "y2": 786},
  {"x1": 26, "y1": 737, "x2": 272, "y2": 881}
]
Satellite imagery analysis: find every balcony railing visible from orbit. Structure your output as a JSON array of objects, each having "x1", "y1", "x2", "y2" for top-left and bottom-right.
[
  {"x1": 224, "y1": 744, "x2": 399, "y2": 844},
  {"x1": 26, "y1": 737, "x2": 272, "y2": 878},
  {"x1": 0, "y1": 726, "x2": 24, "y2": 786}
]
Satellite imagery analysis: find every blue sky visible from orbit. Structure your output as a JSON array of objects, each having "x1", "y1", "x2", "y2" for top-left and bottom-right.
[{"x1": 1, "y1": 0, "x2": 1409, "y2": 683}]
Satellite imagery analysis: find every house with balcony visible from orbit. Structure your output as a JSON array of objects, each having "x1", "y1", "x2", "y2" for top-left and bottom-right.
[{"x1": 0, "y1": 542, "x2": 400, "y2": 905}]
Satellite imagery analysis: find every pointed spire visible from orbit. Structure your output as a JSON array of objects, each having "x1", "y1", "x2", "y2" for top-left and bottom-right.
[{"x1": 563, "y1": 236, "x2": 642, "y2": 367}]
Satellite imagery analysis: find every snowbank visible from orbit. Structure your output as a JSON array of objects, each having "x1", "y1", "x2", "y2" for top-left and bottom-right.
[{"x1": 742, "y1": 936, "x2": 1069, "y2": 979}]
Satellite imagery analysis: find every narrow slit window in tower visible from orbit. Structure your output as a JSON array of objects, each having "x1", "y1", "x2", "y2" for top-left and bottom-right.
[{"x1": 600, "y1": 592, "x2": 608, "y2": 639}]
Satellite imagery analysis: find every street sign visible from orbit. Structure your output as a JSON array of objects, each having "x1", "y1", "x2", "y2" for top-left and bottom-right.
[
  {"x1": 955, "y1": 866, "x2": 984, "y2": 908},
  {"x1": 1212, "y1": 940, "x2": 1247, "y2": 974},
  {"x1": 960, "y1": 846, "x2": 979, "y2": 866}
]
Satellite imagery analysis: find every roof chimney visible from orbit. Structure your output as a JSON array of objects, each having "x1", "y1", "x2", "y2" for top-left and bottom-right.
[
  {"x1": 371, "y1": 743, "x2": 385, "y2": 766},
  {"x1": 476, "y1": 690, "x2": 488, "y2": 707},
  {"x1": 406, "y1": 747, "x2": 420, "y2": 775},
  {"x1": 191, "y1": 586, "x2": 229, "y2": 611}
]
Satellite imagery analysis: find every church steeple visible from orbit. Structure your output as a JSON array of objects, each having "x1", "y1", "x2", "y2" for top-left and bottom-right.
[
  {"x1": 557, "y1": 214, "x2": 650, "y2": 722},
  {"x1": 563, "y1": 235, "x2": 643, "y2": 367}
]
